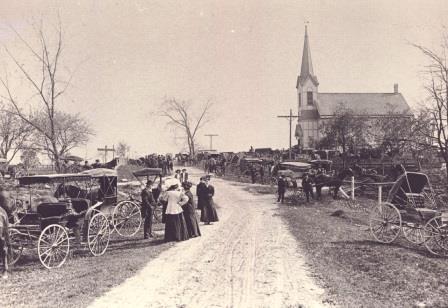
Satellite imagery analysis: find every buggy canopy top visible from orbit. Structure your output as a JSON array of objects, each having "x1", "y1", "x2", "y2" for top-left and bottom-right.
[
  {"x1": 280, "y1": 161, "x2": 311, "y2": 171},
  {"x1": 18, "y1": 173, "x2": 92, "y2": 185},
  {"x1": 80, "y1": 168, "x2": 117, "y2": 178},
  {"x1": 132, "y1": 168, "x2": 163, "y2": 177},
  {"x1": 241, "y1": 157, "x2": 263, "y2": 163},
  {"x1": 61, "y1": 155, "x2": 83, "y2": 162},
  {"x1": 387, "y1": 172, "x2": 432, "y2": 207}
]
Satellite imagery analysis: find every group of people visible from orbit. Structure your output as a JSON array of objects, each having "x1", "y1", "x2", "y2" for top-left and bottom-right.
[
  {"x1": 277, "y1": 172, "x2": 315, "y2": 204},
  {"x1": 140, "y1": 174, "x2": 219, "y2": 243},
  {"x1": 129, "y1": 154, "x2": 174, "y2": 176},
  {"x1": 204, "y1": 156, "x2": 226, "y2": 175},
  {"x1": 174, "y1": 169, "x2": 189, "y2": 184}
]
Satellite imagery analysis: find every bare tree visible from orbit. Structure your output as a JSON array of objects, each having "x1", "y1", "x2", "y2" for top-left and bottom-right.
[
  {"x1": 318, "y1": 104, "x2": 368, "y2": 166},
  {"x1": 0, "y1": 21, "x2": 90, "y2": 172},
  {"x1": 20, "y1": 148, "x2": 40, "y2": 174},
  {"x1": 413, "y1": 36, "x2": 448, "y2": 179},
  {"x1": 370, "y1": 104, "x2": 414, "y2": 158},
  {"x1": 32, "y1": 111, "x2": 93, "y2": 161},
  {"x1": 159, "y1": 98, "x2": 213, "y2": 157},
  {"x1": 0, "y1": 105, "x2": 34, "y2": 164},
  {"x1": 116, "y1": 141, "x2": 130, "y2": 158}
]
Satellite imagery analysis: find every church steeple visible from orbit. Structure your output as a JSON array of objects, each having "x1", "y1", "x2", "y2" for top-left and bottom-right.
[{"x1": 297, "y1": 26, "x2": 318, "y2": 88}]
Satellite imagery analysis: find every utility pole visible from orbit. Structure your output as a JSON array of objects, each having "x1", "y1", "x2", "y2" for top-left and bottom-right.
[
  {"x1": 97, "y1": 145, "x2": 115, "y2": 163},
  {"x1": 277, "y1": 109, "x2": 299, "y2": 159},
  {"x1": 204, "y1": 134, "x2": 219, "y2": 151}
]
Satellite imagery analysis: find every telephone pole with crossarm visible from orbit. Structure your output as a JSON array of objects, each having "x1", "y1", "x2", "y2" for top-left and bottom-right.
[{"x1": 277, "y1": 109, "x2": 299, "y2": 159}]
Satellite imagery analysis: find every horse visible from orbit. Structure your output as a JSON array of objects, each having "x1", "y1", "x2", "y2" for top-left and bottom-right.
[
  {"x1": 0, "y1": 189, "x2": 16, "y2": 279},
  {"x1": 314, "y1": 168, "x2": 354, "y2": 199},
  {"x1": 0, "y1": 207, "x2": 9, "y2": 279}
]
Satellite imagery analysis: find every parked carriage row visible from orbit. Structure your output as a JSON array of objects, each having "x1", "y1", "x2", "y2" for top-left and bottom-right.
[{"x1": 7, "y1": 168, "x2": 164, "y2": 269}]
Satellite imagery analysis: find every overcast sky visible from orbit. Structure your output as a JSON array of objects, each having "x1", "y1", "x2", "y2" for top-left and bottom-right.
[{"x1": 0, "y1": 0, "x2": 447, "y2": 162}]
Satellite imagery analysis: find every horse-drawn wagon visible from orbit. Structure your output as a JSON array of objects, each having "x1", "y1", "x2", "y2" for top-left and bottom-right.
[
  {"x1": 8, "y1": 173, "x2": 111, "y2": 269},
  {"x1": 271, "y1": 161, "x2": 312, "y2": 202},
  {"x1": 369, "y1": 171, "x2": 448, "y2": 256},
  {"x1": 79, "y1": 168, "x2": 143, "y2": 237},
  {"x1": 127, "y1": 168, "x2": 165, "y2": 223}
]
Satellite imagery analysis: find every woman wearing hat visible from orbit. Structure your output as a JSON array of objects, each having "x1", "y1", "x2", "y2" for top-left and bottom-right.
[
  {"x1": 181, "y1": 182, "x2": 201, "y2": 238},
  {"x1": 159, "y1": 183, "x2": 190, "y2": 242},
  {"x1": 200, "y1": 177, "x2": 219, "y2": 225}
]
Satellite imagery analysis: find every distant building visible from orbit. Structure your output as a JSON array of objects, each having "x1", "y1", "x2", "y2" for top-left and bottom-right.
[{"x1": 295, "y1": 26, "x2": 412, "y2": 149}]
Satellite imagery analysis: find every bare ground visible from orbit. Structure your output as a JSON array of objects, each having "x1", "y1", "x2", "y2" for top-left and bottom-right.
[{"x1": 89, "y1": 169, "x2": 329, "y2": 308}]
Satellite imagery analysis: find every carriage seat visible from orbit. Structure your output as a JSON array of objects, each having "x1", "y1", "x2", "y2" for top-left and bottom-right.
[
  {"x1": 70, "y1": 198, "x2": 90, "y2": 215},
  {"x1": 415, "y1": 208, "x2": 438, "y2": 220},
  {"x1": 37, "y1": 202, "x2": 69, "y2": 229},
  {"x1": 37, "y1": 202, "x2": 68, "y2": 219},
  {"x1": 405, "y1": 193, "x2": 425, "y2": 208}
]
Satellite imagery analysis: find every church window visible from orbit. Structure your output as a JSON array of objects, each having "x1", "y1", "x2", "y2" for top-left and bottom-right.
[
  {"x1": 307, "y1": 91, "x2": 313, "y2": 105},
  {"x1": 299, "y1": 93, "x2": 301, "y2": 107}
]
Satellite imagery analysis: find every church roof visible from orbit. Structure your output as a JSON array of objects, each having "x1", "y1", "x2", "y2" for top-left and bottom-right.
[
  {"x1": 297, "y1": 26, "x2": 318, "y2": 87},
  {"x1": 315, "y1": 93, "x2": 412, "y2": 117}
]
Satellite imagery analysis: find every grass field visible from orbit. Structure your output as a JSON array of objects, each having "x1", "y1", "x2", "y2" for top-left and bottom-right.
[{"x1": 243, "y1": 185, "x2": 448, "y2": 308}]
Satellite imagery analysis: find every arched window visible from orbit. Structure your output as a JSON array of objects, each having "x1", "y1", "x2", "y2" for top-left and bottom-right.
[{"x1": 307, "y1": 91, "x2": 313, "y2": 105}]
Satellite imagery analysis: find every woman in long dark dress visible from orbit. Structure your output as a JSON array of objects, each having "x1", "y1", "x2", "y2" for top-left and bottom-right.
[
  {"x1": 160, "y1": 184, "x2": 189, "y2": 242},
  {"x1": 181, "y1": 182, "x2": 201, "y2": 237},
  {"x1": 200, "y1": 178, "x2": 219, "y2": 225},
  {"x1": 196, "y1": 177, "x2": 208, "y2": 210}
]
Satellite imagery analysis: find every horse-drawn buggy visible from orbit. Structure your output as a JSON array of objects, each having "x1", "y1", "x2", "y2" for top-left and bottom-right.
[
  {"x1": 127, "y1": 168, "x2": 165, "y2": 223},
  {"x1": 8, "y1": 173, "x2": 111, "y2": 269},
  {"x1": 7, "y1": 168, "x2": 148, "y2": 269},
  {"x1": 271, "y1": 161, "x2": 312, "y2": 202},
  {"x1": 79, "y1": 168, "x2": 143, "y2": 237},
  {"x1": 369, "y1": 171, "x2": 448, "y2": 256}
]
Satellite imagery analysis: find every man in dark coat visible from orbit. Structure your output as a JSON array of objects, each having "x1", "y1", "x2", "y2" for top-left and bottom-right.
[
  {"x1": 277, "y1": 175, "x2": 287, "y2": 203},
  {"x1": 196, "y1": 177, "x2": 208, "y2": 210},
  {"x1": 301, "y1": 173, "x2": 314, "y2": 202},
  {"x1": 141, "y1": 180, "x2": 156, "y2": 239}
]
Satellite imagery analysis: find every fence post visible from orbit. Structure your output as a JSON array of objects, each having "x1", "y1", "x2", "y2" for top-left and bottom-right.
[
  {"x1": 378, "y1": 185, "x2": 382, "y2": 204},
  {"x1": 351, "y1": 176, "x2": 355, "y2": 200}
]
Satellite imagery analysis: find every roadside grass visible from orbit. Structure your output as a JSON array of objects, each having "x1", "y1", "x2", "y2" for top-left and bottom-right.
[
  {"x1": 2, "y1": 223, "x2": 173, "y2": 308},
  {"x1": 245, "y1": 186, "x2": 448, "y2": 308}
]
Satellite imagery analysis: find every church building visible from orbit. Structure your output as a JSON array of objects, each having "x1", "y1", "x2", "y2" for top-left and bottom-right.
[{"x1": 295, "y1": 27, "x2": 412, "y2": 148}]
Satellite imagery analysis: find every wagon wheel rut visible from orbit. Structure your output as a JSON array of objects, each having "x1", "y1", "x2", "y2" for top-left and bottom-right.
[{"x1": 89, "y1": 168, "x2": 330, "y2": 308}]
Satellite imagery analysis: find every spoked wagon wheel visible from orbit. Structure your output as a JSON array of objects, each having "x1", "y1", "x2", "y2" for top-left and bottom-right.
[
  {"x1": 402, "y1": 223, "x2": 425, "y2": 245},
  {"x1": 113, "y1": 201, "x2": 142, "y2": 237},
  {"x1": 38, "y1": 224, "x2": 70, "y2": 269},
  {"x1": 423, "y1": 216, "x2": 448, "y2": 256},
  {"x1": 88, "y1": 212, "x2": 110, "y2": 256},
  {"x1": 8, "y1": 228, "x2": 23, "y2": 265},
  {"x1": 369, "y1": 202, "x2": 402, "y2": 244}
]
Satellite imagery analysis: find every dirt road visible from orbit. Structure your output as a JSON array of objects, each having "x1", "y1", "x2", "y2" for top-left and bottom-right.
[{"x1": 89, "y1": 169, "x2": 329, "y2": 308}]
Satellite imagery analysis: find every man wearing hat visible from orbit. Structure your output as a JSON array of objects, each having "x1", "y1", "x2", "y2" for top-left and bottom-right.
[
  {"x1": 301, "y1": 173, "x2": 314, "y2": 203},
  {"x1": 141, "y1": 180, "x2": 156, "y2": 238},
  {"x1": 277, "y1": 175, "x2": 287, "y2": 203}
]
